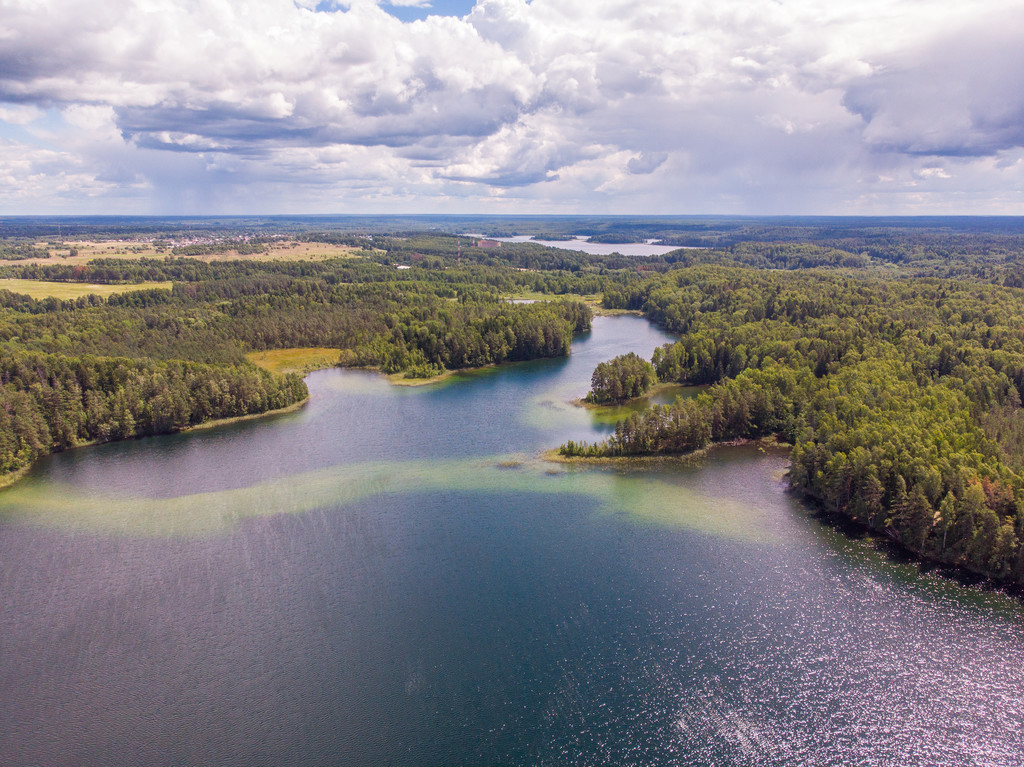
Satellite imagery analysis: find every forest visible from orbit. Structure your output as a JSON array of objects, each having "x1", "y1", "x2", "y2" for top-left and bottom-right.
[
  {"x1": 562, "y1": 265, "x2": 1024, "y2": 587},
  {"x1": 4, "y1": 215, "x2": 1024, "y2": 589}
]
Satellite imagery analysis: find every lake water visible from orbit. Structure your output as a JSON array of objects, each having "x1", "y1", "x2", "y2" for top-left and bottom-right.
[
  {"x1": 477, "y1": 235, "x2": 686, "y2": 257},
  {"x1": 1, "y1": 316, "x2": 1022, "y2": 766}
]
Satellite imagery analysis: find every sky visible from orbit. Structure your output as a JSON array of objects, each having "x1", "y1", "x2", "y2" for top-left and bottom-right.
[{"x1": 1, "y1": 0, "x2": 1023, "y2": 216}]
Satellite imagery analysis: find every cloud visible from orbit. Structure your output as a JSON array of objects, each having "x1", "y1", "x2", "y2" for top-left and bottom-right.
[
  {"x1": 841, "y1": 11, "x2": 1024, "y2": 158},
  {"x1": 0, "y1": 104, "x2": 43, "y2": 126},
  {"x1": 627, "y1": 152, "x2": 668, "y2": 175},
  {"x1": 0, "y1": 0, "x2": 1022, "y2": 213}
]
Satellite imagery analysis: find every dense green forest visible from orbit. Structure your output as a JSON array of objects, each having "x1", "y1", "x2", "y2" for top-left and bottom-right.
[
  {"x1": 0, "y1": 352, "x2": 308, "y2": 476},
  {"x1": 561, "y1": 266, "x2": 1024, "y2": 587}
]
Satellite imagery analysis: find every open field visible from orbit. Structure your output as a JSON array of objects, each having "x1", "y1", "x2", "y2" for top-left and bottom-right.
[
  {"x1": 246, "y1": 347, "x2": 342, "y2": 375},
  {"x1": 0, "y1": 279, "x2": 173, "y2": 300},
  {"x1": 505, "y1": 291, "x2": 603, "y2": 302},
  {"x1": 198, "y1": 240, "x2": 367, "y2": 262},
  {"x1": 5, "y1": 239, "x2": 368, "y2": 266},
  {"x1": 504, "y1": 291, "x2": 639, "y2": 316}
]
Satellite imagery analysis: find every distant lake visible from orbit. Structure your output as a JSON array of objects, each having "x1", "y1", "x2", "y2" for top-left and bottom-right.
[
  {"x1": 471, "y1": 234, "x2": 688, "y2": 257},
  {"x1": 1, "y1": 316, "x2": 1022, "y2": 766}
]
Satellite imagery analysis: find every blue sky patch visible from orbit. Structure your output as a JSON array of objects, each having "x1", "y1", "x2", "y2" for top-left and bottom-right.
[{"x1": 383, "y1": 0, "x2": 478, "y2": 23}]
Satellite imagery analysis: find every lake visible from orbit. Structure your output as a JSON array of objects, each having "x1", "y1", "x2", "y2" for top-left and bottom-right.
[
  {"x1": 474, "y1": 235, "x2": 687, "y2": 257},
  {"x1": 1, "y1": 316, "x2": 1022, "y2": 766}
]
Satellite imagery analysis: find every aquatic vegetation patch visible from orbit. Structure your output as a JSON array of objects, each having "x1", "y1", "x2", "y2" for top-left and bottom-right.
[{"x1": 0, "y1": 456, "x2": 777, "y2": 543}]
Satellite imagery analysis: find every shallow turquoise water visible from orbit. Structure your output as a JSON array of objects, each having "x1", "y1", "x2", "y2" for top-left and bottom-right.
[{"x1": 1, "y1": 316, "x2": 1022, "y2": 766}]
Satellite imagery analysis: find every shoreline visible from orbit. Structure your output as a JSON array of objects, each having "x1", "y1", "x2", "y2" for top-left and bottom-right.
[
  {"x1": 542, "y1": 437, "x2": 788, "y2": 467},
  {"x1": 0, "y1": 464, "x2": 33, "y2": 491},
  {"x1": 550, "y1": 434, "x2": 1020, "y2": 597},
  {"x1": 541, "y1": 448, "x2": 714, "y2": 467},
  {"x1": 384, "y1": 368, "x2": 478, "y2": 386},
  {"x1": 789, "y1": 484, "x2": 1021, "y2": 596},
  {"x1": 183, "y1": 396, "x2": 310, "y2": 432},
  {"x1": 0, "y1": 397, "x2": 311, "y2": 491},
  {"x1": 572, "y1": 382, "x2": 687, "y2": 410}
]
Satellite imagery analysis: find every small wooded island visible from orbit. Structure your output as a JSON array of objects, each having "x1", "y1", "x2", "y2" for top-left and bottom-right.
[
  {"x1": 2, "y1": 216, "x2": 1024, "y2": 591},
  {"x1": 585, "y1": 353, "x2": 658, "y2": 404}
]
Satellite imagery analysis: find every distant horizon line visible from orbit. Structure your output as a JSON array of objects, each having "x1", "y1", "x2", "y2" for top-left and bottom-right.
[{"x1": 4, "y1": 213, "x2": 1024, "y2": 220}]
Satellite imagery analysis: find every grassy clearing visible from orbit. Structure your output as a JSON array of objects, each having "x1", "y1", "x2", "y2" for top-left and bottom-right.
[
  {"x1": 246, "y1": 347, "x2": 341, "y2": 375},
  {"x1": 0, "y1": 279, "x2": 173, "y2": 300},
  {"x1": 506, "y1": 291, "x2": 603, "y2": 303},
  {"x1": 247, "y1": 350, "x2": 500, "y2": 386},
  {"x1": 503, "y1": 292, "x2": 638, "y2": 316}
]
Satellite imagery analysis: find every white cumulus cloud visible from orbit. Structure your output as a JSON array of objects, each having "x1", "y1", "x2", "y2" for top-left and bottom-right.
[{"x1": 0, "y1": 0, "x2": 1021, "y2": 213}]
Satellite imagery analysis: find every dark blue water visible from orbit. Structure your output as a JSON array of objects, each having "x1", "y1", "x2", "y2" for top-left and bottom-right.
[{"x1": 1, "y1": 316, "x2": 1022, "y2": 766}]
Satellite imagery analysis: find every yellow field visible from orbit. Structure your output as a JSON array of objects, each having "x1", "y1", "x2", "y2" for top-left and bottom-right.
[
  {"x1": 0, "y1": 279, "x2": 173, "y2": 300},
  {"x1": 246, "y1": 347, "x2": 341, "y2": 375},
  {"x1": 6, "y1": 239, "x2": 368, "y2": 266},
  {"x1": 258, "y1": 241, "x2": 367, "y2": 261},
  {"x1": 195, "y1": 240, "x2": 366, "y2": 262}
]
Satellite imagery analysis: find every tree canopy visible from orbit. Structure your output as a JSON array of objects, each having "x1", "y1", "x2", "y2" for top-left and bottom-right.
[
  {"x1": 585, "y1": 353, "x2": 657, "y2": 404},
  {"x1": 563, "y1": 265, "x2": 1024, "y2": 587}
]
